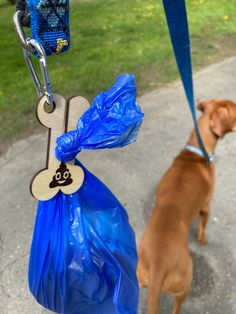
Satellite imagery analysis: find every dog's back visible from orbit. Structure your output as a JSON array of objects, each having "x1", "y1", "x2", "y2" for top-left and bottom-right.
[{"x1": 156, "y1": 151, "x2": 214, "y2": 221}]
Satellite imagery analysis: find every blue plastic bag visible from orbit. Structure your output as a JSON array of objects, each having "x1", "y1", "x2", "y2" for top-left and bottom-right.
[
  {"x1": 28, "y1": 74, "x2": 144, "y2": 314},
  {"x1": 29, "y1": 161, "x2": 139, "y2": 314},
  {"x1": 56, "y1": 74, "x2": 144, "y2": 162}
]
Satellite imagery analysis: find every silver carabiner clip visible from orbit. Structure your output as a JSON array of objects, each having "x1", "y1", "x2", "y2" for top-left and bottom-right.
[
  {"x1": 13, "y1": 11, "x2": 54, "y2": 106},
  {"x1": 26, "y1": 38, "x2": 54, "y2": 106},
  {"x1": 13, "y1": 10, "x2": 31, "y2": 50}
]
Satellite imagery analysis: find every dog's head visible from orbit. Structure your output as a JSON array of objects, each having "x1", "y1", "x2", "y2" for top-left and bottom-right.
[{"x1": 197, "y1": 99, "x2": 236, "y2": 139}]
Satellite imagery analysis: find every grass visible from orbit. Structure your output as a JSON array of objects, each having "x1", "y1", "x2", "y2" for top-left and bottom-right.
[{"x1": 0, "y1": 0, "x2": 236, "y2": 148}]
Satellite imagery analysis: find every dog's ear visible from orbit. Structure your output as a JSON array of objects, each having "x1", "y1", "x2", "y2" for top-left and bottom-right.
[
  {"x1": 210, "y1": 107, "x2": 231, "y2": 139},
  {"x1": 197, "y1": 101, "x2": 207, "y2": 112}
]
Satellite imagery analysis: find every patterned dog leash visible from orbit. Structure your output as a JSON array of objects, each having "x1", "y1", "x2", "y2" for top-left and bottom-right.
[
  {"x1": 162, "y1": 0, "x2": 214, "y2": 163},
  {"x1": 15, "y1": 0, "x2": 70, "y2": 56}
]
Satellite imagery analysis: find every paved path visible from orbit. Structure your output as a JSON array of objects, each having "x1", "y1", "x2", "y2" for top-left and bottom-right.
[{"x1": 0, "y1": 57, "x2": 236, "y2": 314}]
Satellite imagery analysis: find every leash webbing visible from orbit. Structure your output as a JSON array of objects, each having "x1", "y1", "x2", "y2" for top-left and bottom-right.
[
  {"x1": 16, "y1": 0, "x2": 70, "y2": 56},
  {"x1": 16, "y1": 0, "x2": 30, "y2": 26},
  {"x1": 162, "y1": 0, "x2": 212, "y2": 162}
]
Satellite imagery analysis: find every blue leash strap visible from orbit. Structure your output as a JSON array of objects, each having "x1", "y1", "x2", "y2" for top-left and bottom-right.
[
  {"x1": 27, "y1": 0, "x2": 70, "y2": 56},
  {"x1": 162, "y1": 0, "x2": 212, "y2": 162}
]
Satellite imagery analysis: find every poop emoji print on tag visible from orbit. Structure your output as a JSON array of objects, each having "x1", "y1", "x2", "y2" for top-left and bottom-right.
[
  {"x1": 30, "y1": 94, "x2": 90, "y2": 201},
  {"x1": 49, "y1": 162, "x2": 73, "y2": 188},
  {"x1": 31, "y1": 162, "x2": 84, "y2": 201}
]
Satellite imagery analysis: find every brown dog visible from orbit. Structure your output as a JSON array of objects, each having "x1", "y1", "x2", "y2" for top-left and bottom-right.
[{"x1": 137, "y1": 99, "x2": 236, "y2": 314}]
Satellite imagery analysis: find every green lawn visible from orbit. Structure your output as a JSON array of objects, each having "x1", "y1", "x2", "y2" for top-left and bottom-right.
[{"x1": 0, "y1": 0, "x2": 236, "y2": 147}]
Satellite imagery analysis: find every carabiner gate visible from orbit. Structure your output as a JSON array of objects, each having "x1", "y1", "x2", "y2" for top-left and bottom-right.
[{"x1": 13, "y1": 10, "x2": 54, "y2": 106}]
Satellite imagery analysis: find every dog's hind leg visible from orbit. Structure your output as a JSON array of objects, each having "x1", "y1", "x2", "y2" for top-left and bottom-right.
[
  {"x1": 172, "y1": 255, "x2": 193, "y2": 314},
  {"x1": 147, "y1": 284, "x2": 161, "y2": 314},
  {"x1": 147, "y1": 270, "x2": 164, "y2": 314},
  {"x1": 172, "y1": 290, "x2": 189, "y2": 314},
  {"x1": 198, "y1": 207, "x2": 210, "y2": 245}
]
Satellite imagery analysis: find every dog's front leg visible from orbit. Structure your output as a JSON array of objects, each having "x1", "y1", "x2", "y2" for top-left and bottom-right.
[{"x1": 198, "y1": 207, "x2": 210, "y2": 245}]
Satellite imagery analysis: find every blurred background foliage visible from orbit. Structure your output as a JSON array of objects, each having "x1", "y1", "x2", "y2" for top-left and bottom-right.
[{"x1": 0, "y1": 0, "x2": 236, "y2": 149}]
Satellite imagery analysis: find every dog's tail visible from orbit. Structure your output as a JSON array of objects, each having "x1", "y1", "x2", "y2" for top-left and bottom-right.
[{"x1": 147, "y1": 268, "x2": 165, "y2": 314}]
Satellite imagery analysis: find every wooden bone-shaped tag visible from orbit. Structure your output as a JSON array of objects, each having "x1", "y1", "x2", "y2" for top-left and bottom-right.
[{"x1": 30, "y1": 94, "x2": 90, "y2": 201}]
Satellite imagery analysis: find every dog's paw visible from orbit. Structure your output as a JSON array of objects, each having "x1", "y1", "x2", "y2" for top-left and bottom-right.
[{"x1": 198, "y1": 233, "x2": 208, "y2": 246}]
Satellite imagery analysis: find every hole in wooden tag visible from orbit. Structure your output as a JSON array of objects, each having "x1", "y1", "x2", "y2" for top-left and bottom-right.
[{"x1": 43, "y1": 101, "x2": 56, "y2": 113}]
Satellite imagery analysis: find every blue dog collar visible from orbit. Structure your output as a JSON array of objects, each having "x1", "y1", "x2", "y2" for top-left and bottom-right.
[
  {"x1": 27, "y1": 0, "x2": 70, "y2": 56},
  {"x1": 185, "y1": 144, "x2": 215, "y2": 163}
]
